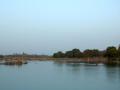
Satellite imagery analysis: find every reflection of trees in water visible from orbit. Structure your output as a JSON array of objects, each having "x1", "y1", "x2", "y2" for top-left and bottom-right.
[
  {"x1": 54, "y1": 61, "x2": 81, "y2": 72},
  {"x1": 54, "y1": 61, "x2": 120, "y2": 81},
  {"x1": 104, "y1": 65, "x2": 120, "y2": 82},
  {"x1": 65, "y1": 63, "x2": 81, "y2": 67},
  {"x1": 64, "y1": 63, "x2": 81, "y2": 74},
  {"x1": 53, "y1": 62, "x2": 64, "y2": 67},
  {"x1": 54, "y1": 62, "x2": 100, "y2": 73}
]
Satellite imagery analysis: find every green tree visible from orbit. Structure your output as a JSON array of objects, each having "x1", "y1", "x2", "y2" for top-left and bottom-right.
[
  {"x1": 65, "y1": 49, "x2": 82, "y2": 58},
  {"x1": 105, "y1": 46, "x2": 118, "y2": 58},
  {"x1": 53, "y1": 51, "x2": 65, "y2": 58},
  {"x1": 118, "y1": 45, "x2": 120, "y2": 58},
  {"x1": 0, "y1": 55, "x2": 4, "y2": 60},
  {"x1": 65, "y1": 51, "x2": 73, "y2": 58},
  {"x1": 83, "y1": 49, "x2": 100, "y2": 57}
]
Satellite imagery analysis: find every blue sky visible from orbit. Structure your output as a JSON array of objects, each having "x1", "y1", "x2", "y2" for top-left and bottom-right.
[{"x1": 0, "y1": 0, "x2": 120, "y2": 55}]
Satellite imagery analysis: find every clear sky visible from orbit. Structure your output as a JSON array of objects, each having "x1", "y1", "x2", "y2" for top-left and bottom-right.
[{"x1": 0, "y1": 0, "x2": 120, "y2": 55}]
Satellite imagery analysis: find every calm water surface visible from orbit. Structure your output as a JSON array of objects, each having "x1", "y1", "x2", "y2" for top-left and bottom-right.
[{"x1": 0, "y1": 61, "x2": 120, "y2": 90}]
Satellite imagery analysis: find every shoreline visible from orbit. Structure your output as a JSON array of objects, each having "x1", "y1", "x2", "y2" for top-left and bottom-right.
[{"x1": 0, "y1": 57, "x2": 120, "y2": 66}]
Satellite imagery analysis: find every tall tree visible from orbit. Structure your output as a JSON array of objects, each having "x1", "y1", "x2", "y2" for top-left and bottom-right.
[
  {"x1": 72, "y1": 49, "x2": 82, "y2": 58},
  {"x1": 53, "y1": 51, "x2": 65, "y2": 58},
  {"x1": 83, "y1": 49, "x2": 100, "y2": 57},
  {"x1": 65, "y1": 51, "x2": 73, "y2": 58},
  {"x1": 65, "y1": 49, "x2": 82, "y2": 58},
  {"x1": 0, "y1": 55, "x2": 4, "y2": 58},
  {"x1": 118, "y1": 45, "x2": 120, "y2": 58},
  {"x1": 105, "y1": 46, "x2": 118, "y2": 58}
]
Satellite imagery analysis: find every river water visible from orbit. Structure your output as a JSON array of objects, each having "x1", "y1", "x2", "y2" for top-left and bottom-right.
[{"x1": 0, "y1": 61, "x2": 120, "y2": 90}]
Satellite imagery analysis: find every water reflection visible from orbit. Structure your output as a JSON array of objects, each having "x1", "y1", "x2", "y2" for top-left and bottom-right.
[
  {"x1": 54, "y1": 61, "x2": 100, "y2": 73},
  {"x1": 0, "y1": 61, "x2": 120, "y2": 90},
  {"x1": 53, "y1": 62, "x2": 64, "y2": 67},
  {"x1": 104, "y1": 65, "x2": 120, "y2": 82},
  {"x1": 64, "y1": 63, "x2": 81, "y2": 72},
  {"x1": 54, "y1": 61, "x2": 120, "y2": 82}
]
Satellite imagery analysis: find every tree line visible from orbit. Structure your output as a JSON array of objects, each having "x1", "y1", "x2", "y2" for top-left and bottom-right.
[{"x1": 53, "y1": 45, "x2": 120, "y2": 59}]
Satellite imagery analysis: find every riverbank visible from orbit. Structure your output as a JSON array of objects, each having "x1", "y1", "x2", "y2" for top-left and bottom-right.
[
  {"x1": 0, "y1": 60, "x2": 28, "y2": 65},
  {"x1": 0, "y1": 58, "x2": 120, "y2": 67},
  {"x1": 0, "y1": 56, "x2": 120, "y2": 66}
]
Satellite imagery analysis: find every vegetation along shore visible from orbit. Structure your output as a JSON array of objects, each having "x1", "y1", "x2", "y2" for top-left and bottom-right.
[{"x1": 0, "y1": 45, "x2": 120, "y2": 66}]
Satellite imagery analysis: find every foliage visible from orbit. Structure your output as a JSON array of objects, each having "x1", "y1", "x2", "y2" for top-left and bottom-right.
[
  {"x1": 118, "y1": 45, "x2": 120, "y2": 57},
  {"x1": 53, "y1": 45, "x2": 120, "y2": 59},
  {"x1": 105, "y1": 46, "x2": 118, "y2": 58},
  {"x1": 65, "y1": 49, "x2": 83, "y2": 58},
  {"x1": 83, "y1": 49, "x2": 100, "y2": 57},
  {"x1": 0, "y1": 55, "x2": 4, "y2": 58},
  {"x1": 53, "y1": 51, "x2": 65, "y2": 58}
]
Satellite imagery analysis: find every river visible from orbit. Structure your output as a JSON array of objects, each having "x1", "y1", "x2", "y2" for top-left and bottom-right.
[{"x1": 0, "y1": 61, "x2": 120, "y2": 90}]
